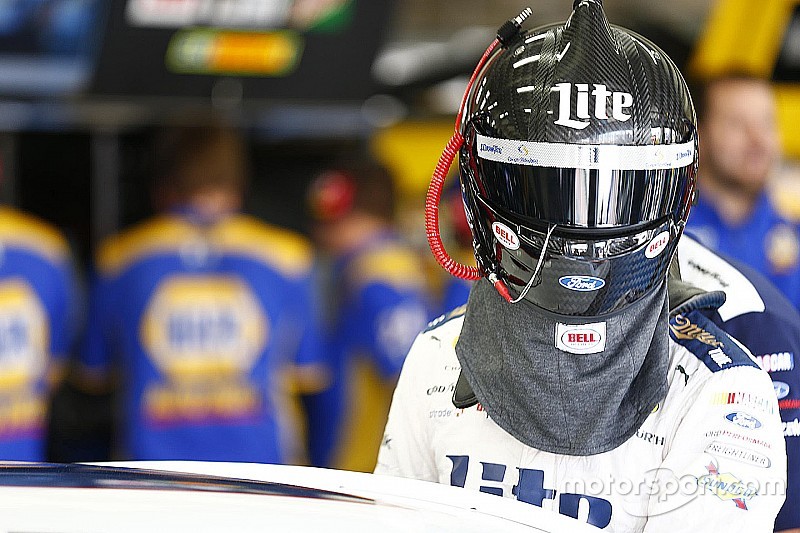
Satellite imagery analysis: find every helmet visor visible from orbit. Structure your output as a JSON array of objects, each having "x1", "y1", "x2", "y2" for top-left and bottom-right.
[{"x1": 470, "y1": 133, "x2": 695, "y2": 230}]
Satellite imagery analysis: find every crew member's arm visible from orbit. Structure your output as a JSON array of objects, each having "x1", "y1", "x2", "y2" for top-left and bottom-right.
[
  {"x1": 288, "y1": 267, "x2": 337, "y2": 467},
  {"x1": 362, "y1": 284, "x2": 430, "y2": 377},
  {"x1": 72, "y1": 273, "x2": 117, "y2": 393}
]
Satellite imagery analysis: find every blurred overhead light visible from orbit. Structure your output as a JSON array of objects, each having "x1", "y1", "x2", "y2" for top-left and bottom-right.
[
  {"x1": 361, "y1": 94, "x2": 408, "y2": 128},
  {"x1": 425, "y1": 76, "x2": 469, "y2": 115},
  {"x1": 372, "y1": 25, "x2": 494, "y2": 88},
  {"x1": 372, "y1": 41, "x2": 449, "y2": 86}
]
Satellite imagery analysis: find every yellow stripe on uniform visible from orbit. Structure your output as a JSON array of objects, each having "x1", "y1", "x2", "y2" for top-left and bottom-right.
[
  {"x1": 349, "y1": 245, "x2": 425, "y2": 290},
  {"x1": 97, "y1": 214, "x2": 315, "y2": 279},
  {"x1": 285, "y1": 363, "x2": 332, "y2": 395},
  {"x1": 96, "y1": 216, "x2": 199, "y2": 276},
  {"x1": 209, "y1": 215, "x2": 314, "y2": 279},
  {"x1": 332, "y1": 355, "x2": 396, "y2": 473},
  {"x1": 0, "y1": 207, "x2": 69, "y2": 264}
]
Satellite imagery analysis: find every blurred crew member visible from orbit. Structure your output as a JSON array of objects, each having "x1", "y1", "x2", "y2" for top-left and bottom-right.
[
  {"x1": 76, "y1": 122, "x2": 329, "y2": 462},
  {"x1": 437, "y1": 180, "x2": 478, "y2": 315},
  {"x1": 678, "y1": 235, "x2": 800, "y2": 533},
  {"x1": 376, "y1": 3, "x2": 785, "y2": 530},
  {"x1": 0, "y1": 207, "x2": 77, "y2": 460},
  {"x1": 686, "y1": 74, "x2": 800, "y2": 309},
  {"x1": 306, "y1": 157, "x2": 431, "y2": 471}
]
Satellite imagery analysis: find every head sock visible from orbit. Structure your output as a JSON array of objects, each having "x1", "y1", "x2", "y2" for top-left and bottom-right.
[{"x1": 455, "y1": 278, "x2": 670, "y2": 456}]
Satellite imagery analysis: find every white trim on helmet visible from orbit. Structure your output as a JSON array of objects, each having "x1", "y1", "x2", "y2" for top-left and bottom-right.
[{"x1": 475, "y1": 133, "x2": 695, "y2": 170}]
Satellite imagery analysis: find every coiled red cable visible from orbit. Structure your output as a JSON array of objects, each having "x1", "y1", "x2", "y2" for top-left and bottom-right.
[
  {"x1": 424, "y1": 132, "x2": 480, "y2": 280},
  {"x1": 424, "y1": 39, "x2": 499, "y2": 282}
]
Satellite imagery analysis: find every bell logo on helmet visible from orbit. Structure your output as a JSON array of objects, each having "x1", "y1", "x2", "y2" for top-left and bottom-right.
[
  {"x1": 551, "y1": 83, "x2": 633, "y2": 130},
  {"x1": 492, "y1": 222, "x2": 520, "y2": 250},
  {"x1": 558, "y1": 276, "x2": 606, "y2": 292},
  {"x1": 645, "y1": 231, "x2": 670, "y2": 259}
]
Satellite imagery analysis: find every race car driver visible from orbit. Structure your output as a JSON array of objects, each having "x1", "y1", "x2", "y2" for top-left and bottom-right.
[
  {"x1": 440, "y1": 220, "x2": 800, "y2": 531},
  {"x1": 374, "y1": 1, "x2": 786, "y2": 531}
]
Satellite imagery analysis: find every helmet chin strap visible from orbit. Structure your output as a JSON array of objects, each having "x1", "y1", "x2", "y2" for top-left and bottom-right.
[
  {"x1": 425, "y1": 7, "x2": 533, "y2": 302},
  {"x1": 506, "y1": 223, "x2": 557, "y2": 304}
]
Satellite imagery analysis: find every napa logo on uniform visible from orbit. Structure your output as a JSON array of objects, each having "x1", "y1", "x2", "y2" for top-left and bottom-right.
[
  {"x1": 558, "y1": 275, "x2": 605, "y2": 292},
  {"x1": 141, "y1": 276, "x2": 268, "y2": 380},
  {"x1": 0, "y1": 279, "x2": 48, "y2": 389},
  {"x1": 140, "y1": 276, "x2": 268, "y2": 425},
  {"x1": 725, "y1": 411, "x2": 762, "y2": 430},
  {"x1": 774, "y1": 381, "x2": 791, "y2": 400}
]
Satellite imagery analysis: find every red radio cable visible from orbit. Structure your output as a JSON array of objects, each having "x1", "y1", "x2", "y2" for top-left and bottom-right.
[
  {"x1": 424, "y1": 39, "x2": 498, "y2": 282},
  {"x1": 425, "y1": 8, "x2": 532, "y2": 302}
]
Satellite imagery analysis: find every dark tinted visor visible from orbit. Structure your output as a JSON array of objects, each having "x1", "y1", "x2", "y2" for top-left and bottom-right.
[{"x1": 471, "y1": 133, "x2": 695, "y2": 229}]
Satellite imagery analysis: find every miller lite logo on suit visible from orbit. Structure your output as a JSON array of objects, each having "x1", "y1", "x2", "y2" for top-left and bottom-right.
[
  {"x1": 555, "y1": 322, "x2": 606, "y2": 354},
  {"x1": 491, "y1": 222, "x2": 520, "y2": 250},
  {"x1": 558, "y1": 275, "x2": 605, "y2": 292},
  {"x1": 645, "y1": 231, "x2": 670, "y2": 259}
]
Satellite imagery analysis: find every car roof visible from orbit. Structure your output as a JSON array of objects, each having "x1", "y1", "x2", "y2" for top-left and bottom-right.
[{"x1": 0, "y1": 461, "x2": 597, "y2": 533}]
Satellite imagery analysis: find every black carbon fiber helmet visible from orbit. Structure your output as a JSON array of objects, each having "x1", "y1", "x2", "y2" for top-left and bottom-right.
[{"x1": 460, "y1": 0, "x2": 697, "y2": 316}]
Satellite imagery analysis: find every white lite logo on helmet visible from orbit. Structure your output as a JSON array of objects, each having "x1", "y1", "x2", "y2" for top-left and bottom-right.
[{"x1": 551, "y1": 83, "x2": 633, "y2": 130}]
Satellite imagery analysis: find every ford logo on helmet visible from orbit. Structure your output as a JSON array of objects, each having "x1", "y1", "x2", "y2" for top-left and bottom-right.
[{"x1": 558, "y1": 276, "x2": 606, "y2": 292}]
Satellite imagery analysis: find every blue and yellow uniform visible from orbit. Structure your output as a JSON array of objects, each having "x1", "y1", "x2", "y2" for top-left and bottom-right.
[
  {"x1": 79, "y1": 212, "x2": 328, "y2": 463},
  {"x1": 0, "y1": 206, "x2": 77, "y2": 460},
  {"x1": 687, "y1": 193, "x2": 800, "y2": 310},
  {"x1": 314, "y1": 232, "x2": 431, "y2": 471}
]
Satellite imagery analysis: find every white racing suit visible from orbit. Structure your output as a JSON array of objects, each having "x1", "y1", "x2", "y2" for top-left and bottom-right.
[{"x1": 375, "y1": 307, "x2": 786, "y2": 531}]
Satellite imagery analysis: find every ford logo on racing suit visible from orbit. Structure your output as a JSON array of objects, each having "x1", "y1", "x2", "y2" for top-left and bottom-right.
[
  {"x1": 774, "y1": 381, "x2": 791, "y2": 400},
  {"x1": 725, "y1": 411, "x2": 762, "y2": 430},
  {"x1": 558, "y1": 275, "x2": 606, "y2": 292}
]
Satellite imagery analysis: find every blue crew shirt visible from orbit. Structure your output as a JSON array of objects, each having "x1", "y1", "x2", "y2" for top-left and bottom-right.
[
  {"x1": 0, "y1": 207, "x2": 77, "y2": 460},
  {"x1": 310, "y1": 231, "x2": 431, "y2": 471},
  {"x1": 687, "y1": 193, "x2": 800, "y2": 309},
  {"x1": 79, "y1": 211, "x2": 329, "y2": 463}
]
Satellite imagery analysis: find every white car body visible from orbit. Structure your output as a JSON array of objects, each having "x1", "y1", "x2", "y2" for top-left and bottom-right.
[{"x1": 0, "y1": 461, "x2": 596, "y2": 533}]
